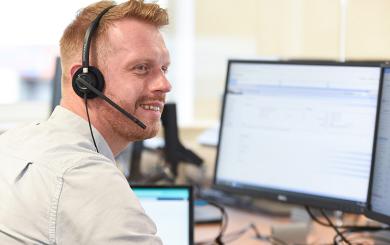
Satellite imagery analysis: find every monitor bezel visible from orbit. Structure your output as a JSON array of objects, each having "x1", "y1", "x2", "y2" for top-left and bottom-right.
[
  {"x1": 365, "y1": 64, "x2": 390, "y2": 224},
  {"x1": 130, "y1": 185, "x2": 194, "y2": 244},
  {"x1": 213, "y1": 59, "x2": 383, "y2": 214}
]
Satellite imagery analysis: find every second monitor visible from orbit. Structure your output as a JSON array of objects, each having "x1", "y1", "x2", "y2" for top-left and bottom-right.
[
  {"x1": 366, "y1": 65, "x2": 390, "y2": 224},
  {"x1": 214, "y1": 60, "x2": 381, "y2": 213}
]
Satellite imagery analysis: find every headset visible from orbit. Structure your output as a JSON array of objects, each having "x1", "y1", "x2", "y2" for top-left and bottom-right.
[{"x1": 72, "y1": 5, "x2": 146, "y2": 133}]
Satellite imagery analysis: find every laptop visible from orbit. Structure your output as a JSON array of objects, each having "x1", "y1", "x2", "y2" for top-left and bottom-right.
[{"x1": 131, "y1": 185, "x2": 193, "y2": 245}]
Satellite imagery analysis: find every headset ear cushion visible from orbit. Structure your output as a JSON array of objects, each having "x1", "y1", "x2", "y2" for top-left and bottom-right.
[{"x1": 72, "y1": 66, "x2": 105, "y2": 99}]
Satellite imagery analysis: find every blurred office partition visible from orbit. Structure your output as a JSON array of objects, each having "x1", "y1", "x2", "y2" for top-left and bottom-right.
[{"x1": 50, "y1": 57, "x2": 62, "y2": 113}]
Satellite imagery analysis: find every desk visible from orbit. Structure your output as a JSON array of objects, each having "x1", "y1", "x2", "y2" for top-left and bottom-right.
[
  {"x1": 196, "y1": 207, "x2": 315, "y2": 245},
  {"x1": 195, "y1": 207, "x2": 376, "y2": 245}
]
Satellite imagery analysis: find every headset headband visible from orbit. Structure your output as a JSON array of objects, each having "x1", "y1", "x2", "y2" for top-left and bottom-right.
[{"x1": 82, "y1": 5, "x2": 115, "y2": 72}]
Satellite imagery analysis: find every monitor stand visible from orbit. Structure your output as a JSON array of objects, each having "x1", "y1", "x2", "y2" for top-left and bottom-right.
[
  {"x1": 127, "y1": 103, "x2": 204, "y2": 184},
  {"x1": 251, "y1": 199, "x2": 293, "y2": 216},
  {"x1": 198, "y1": 188, "x2": 293, "y2": 217}
]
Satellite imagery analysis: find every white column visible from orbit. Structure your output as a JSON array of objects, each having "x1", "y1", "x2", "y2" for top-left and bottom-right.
[
  {"x1": 168, "y1": 0, "x2": 195, "y2": 126},
  {"x1": 339, "y1": 0, "x2": 348, "y2": 62}
]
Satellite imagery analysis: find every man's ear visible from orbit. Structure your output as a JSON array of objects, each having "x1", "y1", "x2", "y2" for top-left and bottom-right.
[{"x1": 70, "y1": 64, "x2": 82, "y2": 79}]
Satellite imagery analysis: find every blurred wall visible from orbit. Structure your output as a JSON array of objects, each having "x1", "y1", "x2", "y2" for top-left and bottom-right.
[{"x1": 193, "y1": 0, "x2": 390, "y2": 123}]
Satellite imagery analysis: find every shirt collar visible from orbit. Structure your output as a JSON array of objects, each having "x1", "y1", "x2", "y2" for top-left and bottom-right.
[{"x1": 49, "y1": 106, "x2": 115, "y2": 163}]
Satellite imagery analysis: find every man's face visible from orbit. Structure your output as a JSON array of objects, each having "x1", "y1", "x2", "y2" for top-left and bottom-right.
[{"x1": 97, "y1": 19, "x2": 171, "y2": 142}]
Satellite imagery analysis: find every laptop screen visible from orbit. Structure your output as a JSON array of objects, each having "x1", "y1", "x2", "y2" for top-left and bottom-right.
[{"x1": 132, "y1": 186, "x2": 193, "y2": 245}]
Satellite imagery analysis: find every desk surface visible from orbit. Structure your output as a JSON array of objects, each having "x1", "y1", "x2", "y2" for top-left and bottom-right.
[{"x1": 195, "y1": 207, "x2": 374, "y2": 245}]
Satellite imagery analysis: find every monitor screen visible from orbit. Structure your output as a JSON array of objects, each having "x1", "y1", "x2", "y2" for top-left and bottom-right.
[
  {"x1": 214, "y1": 60, "x2": 381, "y2": 213},
  {"x1": 366, "y1": 67, "x2": 390, "y2": 224},
  {"x1": 132, "y1": 186, "x2": 193, "y2": 245}
]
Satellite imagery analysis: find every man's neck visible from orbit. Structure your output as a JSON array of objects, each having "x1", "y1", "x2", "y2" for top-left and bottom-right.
[{"x1": 60, "y1": 101, "x2": 127, "y2": 156}]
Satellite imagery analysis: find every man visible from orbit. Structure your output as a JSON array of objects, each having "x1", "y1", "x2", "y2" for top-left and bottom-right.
[{"x1": 0, "y1": 0, "x2": 171, "y2": 244}]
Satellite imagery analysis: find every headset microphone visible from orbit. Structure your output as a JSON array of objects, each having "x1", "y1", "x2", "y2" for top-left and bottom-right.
[
  {"x1": 75, "y1": 76, "x2": 146, "y2": 129},
  {"x1": 72, "y1": 5, "x2": 146, "y2": 131}
]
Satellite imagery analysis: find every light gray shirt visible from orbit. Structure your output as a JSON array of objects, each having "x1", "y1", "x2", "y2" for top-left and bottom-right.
[{"x1": 0, "y1": 106, "x2": 162, "y2": 245}]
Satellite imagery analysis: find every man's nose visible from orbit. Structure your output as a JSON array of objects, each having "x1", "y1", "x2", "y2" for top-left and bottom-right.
[{"x1": 152, "y1": 71, "x2": 172, "y2": 93}]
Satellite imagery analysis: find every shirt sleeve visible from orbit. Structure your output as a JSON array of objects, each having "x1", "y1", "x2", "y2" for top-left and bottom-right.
[{"x1": 56, "y1": 158, "x2": 162, "y2": 245}]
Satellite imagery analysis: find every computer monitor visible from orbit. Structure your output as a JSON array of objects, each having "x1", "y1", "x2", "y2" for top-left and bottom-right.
[
  {"x1": 132, "y1": 185, "x2": 193, "y2": 245},
  {"x1": 161, "y1": 103, "x2": 203, "y2": 176},
  {"x1": 126, "y1": 103, "x2": 203, "y2": 184},
  {"x1": 366, "y1": 66, "x2": 390, "y2": 224},
  {"x1": 214, "y1": 60, "x2": 381, "y2": 213}
]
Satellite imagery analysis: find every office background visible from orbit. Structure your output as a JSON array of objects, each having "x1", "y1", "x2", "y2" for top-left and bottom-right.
[
  {"x1": 2, "y1": 1, "x2": 390, "y2": 243},
  {"x1": 1, "y1": 0, "x2": 390, "y2": 129}
]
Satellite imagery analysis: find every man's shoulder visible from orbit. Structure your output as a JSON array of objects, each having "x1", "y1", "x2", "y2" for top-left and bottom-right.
[
  {"x1": 0, "y1": 121, "x2": 115, "y2": 177},
  {"x1": 36, "y1": 143, "x2": 116, "y2": 177}
]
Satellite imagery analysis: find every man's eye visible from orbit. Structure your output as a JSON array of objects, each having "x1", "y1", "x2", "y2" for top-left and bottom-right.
[
  {"x1": 134, "y1": 64, "x2": 149, "y2": 74},
  {"x1": 161, "y1": 66, "x2": 169, "y2": 74}
]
